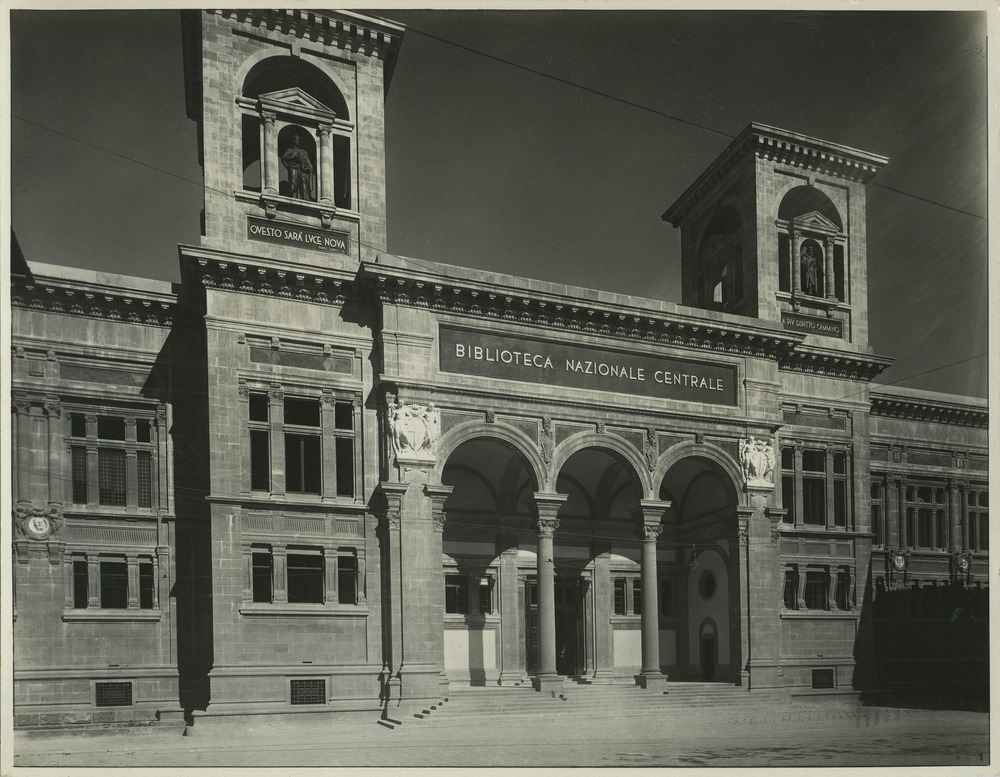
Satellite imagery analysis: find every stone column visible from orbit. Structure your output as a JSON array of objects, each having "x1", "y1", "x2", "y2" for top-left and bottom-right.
[
  {"x1": 379, "y1": 482, "x2": 407, "y2": 710},
  {"x1": 272, "y1": 547, "x2": 288, "y2": 603},
  {"x1": 532, "y1": 492, "x2": 567, "y2": 695},
  {"x1": 44, "y1": 400, "x2": 63, "y2": 507},
  {"x1": 85, "y1": 414, "x2": 98, "y2": 506},
  {"x1": 631, "y1": 500, "x2": 670, "y2": 690},
  {"x1": 497, "y1": 538, "x2": 524, "y2": 686},
  {"x1": 898, "y1": 478, "x2": 909, "y2": 548},
  {"x1": 261, "y1": 111, "x2": 278, "y2": 195},
  {"x1": 824, "y1": 236, "x2": 836, "y2": 299},
  {"x1": 127, "y1": 557, "x2": 140, "y2": 610},
  {"x1": 320, "y1": 394, "x2": 337, "y2": 499},
  {"x1": 791, "y1": 229, "x2": 802, "y2": 296},
  {"x1": 426, "y1": 483, "x2": 454, "y2": 696},
  {"x1": 125, "y1": 417, "x2": 138, "y2": 509},
  {"x1": 793, "y1": 444, "x2": 804, "y2": 527},
  {"x1": 591, "y1": 544, "x2": 614, "y2": 678},
  {"x1": 949, "y1": 480, "x2": 962, "y2": 552},
  {"x1": 317, "y1": 124, "x2": 334, "y2": 207},
  {"x1": 14, "y1": 398, "x2": 32, "y2": 505},
  {"x1": 824, "y1": 447, "x2": 835, "y2": 530},
  {"x1": 960, "y1": 483, "x2": 971, "y2": 553}
]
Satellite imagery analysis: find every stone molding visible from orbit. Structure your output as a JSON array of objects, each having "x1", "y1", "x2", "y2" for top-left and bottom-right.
[
  {"x1": 12, "y1": 278, "x2": 176, "y2": 327},
  {"x1": 870, "y1": 393, "x2": 988, "y2": 429},
  {"x1": 193, "y1": 257, "x2": 351, "y2": 306},
  {"x1": 779, "y1": 346, "x2": 893, "y2": 382}
]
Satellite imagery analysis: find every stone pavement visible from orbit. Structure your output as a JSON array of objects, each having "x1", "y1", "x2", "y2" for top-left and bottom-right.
[{"x1": 11, "y1": 702, "x2": 991, "y2": 769}]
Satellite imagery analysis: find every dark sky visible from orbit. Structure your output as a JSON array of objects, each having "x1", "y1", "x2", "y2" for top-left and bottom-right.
[{"x1": 9, "y1": 8, "x2": 989, "y2": 397}]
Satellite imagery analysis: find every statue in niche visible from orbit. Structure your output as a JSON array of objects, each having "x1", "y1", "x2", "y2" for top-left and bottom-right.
[
  {"x1": 739, "y1": 436, "x2": 775, "y2": 487},
  {"x1": 800, "y1": 244, "x2": 821, "y2": 297},
  {"x1": 387, "y1": 399, "x2": 440, "y2": 460},
  {"x1": 282, "y1": 133, "x2": 314, "y2": 200}
]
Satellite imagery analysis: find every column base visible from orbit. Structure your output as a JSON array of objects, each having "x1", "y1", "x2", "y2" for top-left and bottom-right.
[
  {"x1": 636, "y1": 672, "x2": 668, "y2": 691},
  {"x1": 532, "y1": 674, "x2": 564, "y2": 695}
]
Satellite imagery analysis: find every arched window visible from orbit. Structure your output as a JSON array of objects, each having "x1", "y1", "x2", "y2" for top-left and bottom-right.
[
  {"x1": 237, "y1": 57, "x2": 353, "y2": 215},
  {"x1": 776, "y1": 187, "x2": 846, "y2": 302},
  {"x1": 696, "y1": 204, "x2": 743, "y2": 312}
]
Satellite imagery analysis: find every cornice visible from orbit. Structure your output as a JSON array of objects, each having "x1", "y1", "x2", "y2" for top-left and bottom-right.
[
  {"x1": 870, "y1": 393, "x2": 988, "y2": 429},
  {"x1": 778, "y1": 344, "x2": 893, "y2": 383},
  {"x1": 663, "y1": 122, "x2": 888, "y2": 225},
  {"x1": 11, "y1": 276, "x2": 176, "y2": 328},
  {"x1": 366, "y1": 268, "x2": 804, "y2": 362},
  {"x1": 180, "y1": 245, "x2": 355, "y2": 307}
]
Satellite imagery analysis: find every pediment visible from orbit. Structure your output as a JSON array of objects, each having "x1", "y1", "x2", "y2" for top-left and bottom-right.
[
  {"x1": 258, "y1": 88, "x2": 336, "y2": 118},
  {"x1": 790, "y1": 210, "x2": 840, "y2": 233}
]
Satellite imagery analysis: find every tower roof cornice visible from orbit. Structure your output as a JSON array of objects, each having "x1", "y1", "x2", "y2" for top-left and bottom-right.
[{"x1": 663, "y1": 122, "x2": 889, "y2": 226}]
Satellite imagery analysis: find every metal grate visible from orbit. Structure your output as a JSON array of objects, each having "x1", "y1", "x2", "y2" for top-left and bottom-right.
[
  {"x1": 98, "y1": 449, "x2": 126, "y2": 506},
  {"x1": 71, "y1": 446, "x2": 88, "y2": 503},
  {"x1": 95, "y1": 681, "x2": 133, "y2": 707},
  {"x1": 811, "y1": 669, "x2": 835, "y2": 690},
  {"x1": 290, "y1": 679, "x2": 325, "y2": 705},
  {"x1": 137, "y1": 451, "x2": 153, "y2": 508}
]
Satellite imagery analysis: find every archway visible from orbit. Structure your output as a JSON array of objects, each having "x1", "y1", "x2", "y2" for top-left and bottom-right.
[
  {"x1": 440, "y1": 436, "x2": 537, "y2": 686},
  {"x1": 660, "y1": 454, "x2": 739, "y2": 682}
]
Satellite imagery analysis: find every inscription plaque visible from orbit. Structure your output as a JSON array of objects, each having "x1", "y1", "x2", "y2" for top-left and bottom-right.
[
  {"x1": 247, "y1": 216, "x2": 349, "y2": 254},
  {"x1": 781, "y1": 312, "x2": 844, "y2": 338}
]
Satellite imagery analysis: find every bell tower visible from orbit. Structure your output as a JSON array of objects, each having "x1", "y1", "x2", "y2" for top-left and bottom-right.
[
  {"x1": 182, "y1": 10, "x2": 403, "y2": 268},
  {"x1": 663, "y1": 123, "x2": 887, "y2": 348}
]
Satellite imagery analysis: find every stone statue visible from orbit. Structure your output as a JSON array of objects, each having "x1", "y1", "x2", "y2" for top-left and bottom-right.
[
  {"x1": 800, "y1": 244, "x2": 821, "y2": 297},
  {"x1": 281, "y1": 133, "x2": 314, "y2": 200},
  {"x1": 387, "y1": 400, "x2": 441, "y2": 460},
  {"x1": 739, "y1": 436, "x2": 775, "y2": 486}
]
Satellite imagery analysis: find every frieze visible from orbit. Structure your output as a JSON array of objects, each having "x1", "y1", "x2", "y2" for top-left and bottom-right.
[
  {"x1": 870, "y1": 394, "x2": 987, "y2": 429},
  {"x1": 779, "y1": 347, "x2": 892, "y2": 382},
  {"x1": 64, "y1": 524, "x2": 158, "y2": 545},
  {"x1": 192, "y1": 257, "x2": 351, "y2": 307}
]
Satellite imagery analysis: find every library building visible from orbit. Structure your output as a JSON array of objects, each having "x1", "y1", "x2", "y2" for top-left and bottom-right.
[{"x1": 10, "y1": 10, "x2": 988, "y2": 729}]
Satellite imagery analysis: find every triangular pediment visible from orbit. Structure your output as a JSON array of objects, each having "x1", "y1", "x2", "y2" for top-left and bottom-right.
[
  {"x1": 259, "y1": 87, "x2": 336, "y2": 117},
  {"x1": 791, "y1": 210, "x2": 840, "y2": 232}
]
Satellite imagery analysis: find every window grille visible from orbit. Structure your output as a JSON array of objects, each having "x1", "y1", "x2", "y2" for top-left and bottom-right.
[
  {"x1": 71, "y1": 446, "x2": 88, "y2": 503},
  {"x1": 290, "y1": 679, "x2": 325, "y2": 705},
  {"x1": 137, "y1": 451, "x2": 153, "y2": 508},
  {"x1": 811, "y1": 669, "x2": 835, "y2": 690},
  {"x1": 98, "y1": 449, "x2": 127, "y2": 506},
  {"x1": 95, "y1": 682, "x2": 133, "y2": 707}
]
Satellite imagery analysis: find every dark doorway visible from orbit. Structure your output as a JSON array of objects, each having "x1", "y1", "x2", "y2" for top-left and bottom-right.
[
  {"x1": 525, "y1": 579, "x2": 539, "y2": 676},
  {"x1": 700, "y1": 635, "x2": 716, "y2": 682},
  {"x1": 525, "y1": 577, "x2": 584, "y2": 677}
]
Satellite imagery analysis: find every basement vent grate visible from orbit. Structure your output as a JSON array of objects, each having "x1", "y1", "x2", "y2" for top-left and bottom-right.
[
  {"x1": 95, "y1": 681, "x2": 133, "y2": 707},
  {"x1": 811, "y1": 669, "x2": 835, "y2": 690},
  {"x1": 290, "y1": 679, "x2": 326, "y2": 705}
]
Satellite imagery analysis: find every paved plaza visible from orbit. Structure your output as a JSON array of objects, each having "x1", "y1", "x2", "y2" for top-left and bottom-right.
[{"x1": 10, "y1": 703, "x2": 991, "y2": 770}]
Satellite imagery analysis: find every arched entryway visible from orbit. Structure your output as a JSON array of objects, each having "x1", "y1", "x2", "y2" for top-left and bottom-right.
[{"x1": 659, "y1": 451, "x2": 740, "y2": 683}]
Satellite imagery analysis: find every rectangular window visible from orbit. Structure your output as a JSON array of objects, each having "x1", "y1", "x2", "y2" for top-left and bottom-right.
[
  {"x1": 632, "y1": 579, "x2": 642, "y2": 615},
  {"x1": 290, "y1": 679, "x2": 325, "y2": 706},
  {"x1": 285, "y1": 434, "x2": 321, "y2": 494},
  {"x1": 804, "y1": 571, "x2": 828, "y2": 610},
  {"x1": 100, "y1": 560, "x2": 128, "y2": 609},
  {"x1": 833, "y1": 481, "x2": 847, "y2": 527},
  {"x1": 613, "y1": 578, "x2": 626, "y2": 616},
  {"x1": 72, "y1": 446, "x2": 89, "y2": 504},
  {"x1": 249, "y1": 392, "x2": 269, "y2": 422},
  {"x1": 71, "y1": 413, "x2": 87, "y2": 438},
  {"x1": 136, "y1": 420, "x2": 152, "y2": 444},
  {"x1": 284, "y1": 398, "x2": 320, "y2": 427},
  {"x1": 835, "y1": 570, "x2": 850, "y2": 610},
  {"x1": 917, "y1": 509, "x2": 932, "y2": 548},
  {"x1": 781, "y1": 475, "x2": 795, "y2": 523},
  {"x1": 287, "y1": 550, "x2": 324, "y2": 604},
  {"x1": 978, "y1": 515, "x2": 989, "y2": 551},
  {"x1": 335, "y1": 438, "x2": 354, "y2": 497},
  {"x1": 252, "y1": 547, "x2": 273, "y2": 603},
  {"x1": 98, "y1": 449, "x2": 127, "y2": 506},
  {"x1": 338, "y1": 553, "x2": 357, "y2": 605},
  {"x1": 137, "y1": 451, "x2": 153, "y2": 508},
  {"x1": 73, "y1": 559, "x2": 89, "y2": 608},
  {"x1": 659, "y1": 578, "x2": 673, "y2": 617},
  {"x1": 479, "y1": 576, "x2": 494, "y2": 614},
  {"x1": 445, "y1": 574, "x2": 469, "y2": 614},
  {"x1": 249, "y1": 430, "x2": 270, "y2": 491},
  {"x1": 139, "y1": 561, "x2": 155, "y2": 610},
  {"x1": 334, "y1": 402, "x2": 353, "y2": 430},
  {"x1": 802, "y1": 477, "x2": 825, "y2": 525},
  {"x1": 97, "y1": 416, "x2": 126, "y2": 441},
  {"x1": 95, "y1": 682, "x2": 133, "y2": 707}
]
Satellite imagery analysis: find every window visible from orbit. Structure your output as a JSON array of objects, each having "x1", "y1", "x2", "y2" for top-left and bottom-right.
[
  {"x1": 69, "y1": 411, "x2": 157, "y2": 508},
  {"x1": 245, "y1": 390, "x2": 357, "y2": 498},
  {"x1": 781, "y1": 443, "x2": 852, "y2": 530},
  {"x1": 445, "y1": 574, "x2": 470, "y2": 615},
  {"x1": 835, "y1": 569, "x2": 852, "y2": 611},
  {"x1": 69, "y1": 554, "x2": 158, "y2": 612},
  {"x1": 804, "y1": 571, "x2": 829, "y2": 610},
  {"x1": 970, "y1": 489, "x2": 989, "y2": 552},
  {"x1": 783, "y1": 569, "x2": 799, "y2": 610},
  {"x1": 632, "y1": 579, "x2": 642, "y2": 615},
  {"x1": 338, "y1": 552, "x2": 358, "y2": 605},
  {"x1": 252, "y1": 545, "x2": 274, "y2": 603},
  {"x1": 904, "y1": 483, "x2": 947, "y2": 551},
  {"x1": 612, "y1": 576, "x2": 642, "y2": 616},
  {"x1": 478, "y1": 576, "x2": 494, "y2": 615},
  {"x1": 287, "y1": 549, "x2": 324, "y2": 603},
  {"x1": 871, "y1": 480, "x2": 884, "y2": 547}
]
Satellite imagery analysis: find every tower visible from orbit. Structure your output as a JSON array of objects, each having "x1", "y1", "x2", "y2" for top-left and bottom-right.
[
  {"x1": 663, "y1": 123, "x2": 887, "y2": 349},
  {"x1": 182, "y1": 9, "x2": 403, "y2": 267}
]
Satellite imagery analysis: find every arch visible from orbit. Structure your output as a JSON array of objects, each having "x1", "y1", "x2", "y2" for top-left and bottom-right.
[
  {"x1": 776, "y1": 184, "x2": 843, "y2": 230},
  {"x1": 433, "y1": 419, "x2": 545, "y2": 489},
  {"x1": 242, "y1": 55, "x2": 350, "y2": 119},
  {"x1": 653, "y1": 441, "x2": 742, "y2": 503},
  {"x1": 548, "y1": 431, "x2": 652, "y2": 498}
]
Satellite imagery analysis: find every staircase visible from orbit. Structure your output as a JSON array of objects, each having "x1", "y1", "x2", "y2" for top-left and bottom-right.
[{"x1": 397, "y1": 679, "x2": 803, "y2": 729}]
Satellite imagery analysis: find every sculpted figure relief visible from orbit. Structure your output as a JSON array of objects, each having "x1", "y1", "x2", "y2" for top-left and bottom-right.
[
  {"x1": 739, "y1": 436, "x2": 775, "y2": 486},
  {"x1": 387, "y1": 399, "x2": 440, "y2": 460},
  {"x1": 800, "y1": 244, "x2": 821, "y2": 297}
]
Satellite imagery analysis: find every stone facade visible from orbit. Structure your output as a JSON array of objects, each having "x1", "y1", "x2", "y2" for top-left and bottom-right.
[{"x1": 9, "y1": 10, "x2": 988, "y2": 729}]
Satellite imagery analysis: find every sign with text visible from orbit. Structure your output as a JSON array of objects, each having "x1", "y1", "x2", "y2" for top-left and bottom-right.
[
  {"x1": 439, "y1": 326, "x2": 738, "y2": 406},
  {"x1": 781, "y1": 312, "x2": 844, "y2": 339},
  {"x1": 247, "y1": 217, "x2": 350, "y2": 254}
]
